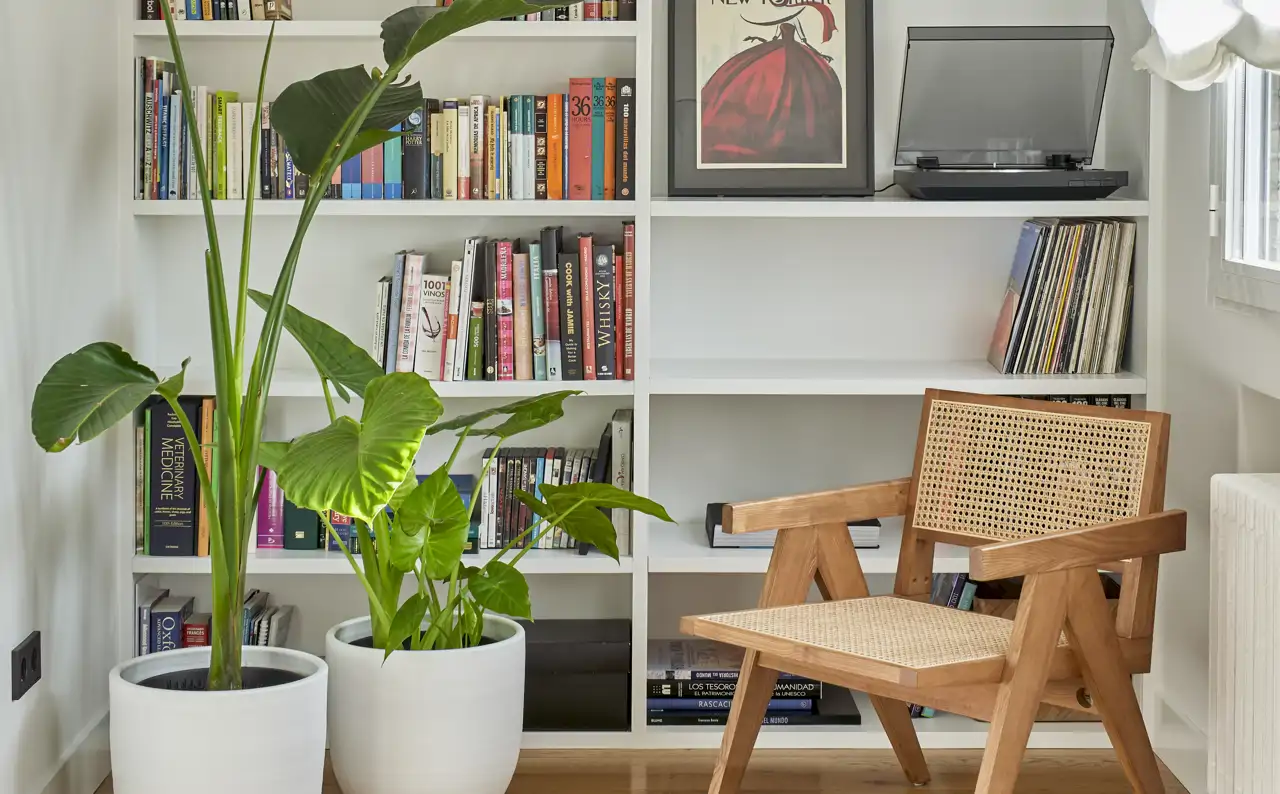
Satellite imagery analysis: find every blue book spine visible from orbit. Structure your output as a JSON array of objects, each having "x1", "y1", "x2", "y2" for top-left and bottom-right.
[
  {"x1": 283, "y1": 149, "x2": 295, "y2": 200},
  {"x1": 341, "y1": 155, "x2": 361, "y2": 200},
  {"x1": 384, "y1": 123, "x2": 403, "y2": 200},
  {"x1": 158, "y1": 94, "x2": 170, "y2": 200},
  {"x1": 187, "y1": 0, "x2": 202, "y2": 19},
  {"x1": 647, "y1": 698, "x2": 813, "y2": 712},
  {"x1": 151, "y1": 601, "x2": 192, "y2": 654},
  {"x1": 533, "y1": 457, "x2": 546, "y2": 525},
  {"x1": 562, "y1": 94, "x2": 569, "y2": 199},
  {"x1": 590, "y1": 78, "x2": 605, "y2": 200},
  {"x1": 167, "y1": 96, "x2": 183, "y2": 200},
  {"x1": 383, "y1": 253, "x2": 406, "y2": 373}
]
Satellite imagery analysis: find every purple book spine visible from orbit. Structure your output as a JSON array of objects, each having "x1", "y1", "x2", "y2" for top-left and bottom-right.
[{"x1": 256, "y1": 469, "x2": 285, "y2": 549}]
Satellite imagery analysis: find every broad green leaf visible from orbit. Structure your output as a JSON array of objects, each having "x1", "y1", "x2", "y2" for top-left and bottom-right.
[
  {"x1": 272, "y1": 66, "x2": 423, "y2": 177},
  {"x1": 382, "y1": 1, "x2": 576, "y2": 67},
  {"x1": 383, "y1": 592, "x2": 428, "y2": 660},
  {"x1": 541, "y1": 482, "x2": 676, "y2": 523},
  {"x1": 155, "y1": 358, "x2": 191, "y2": 401},
  {"x1": 398, "y1": 465, "x2": 470, "y2": 580},
  {"x1": 387, "y1": 467, "x2": 420, "y2": 512},
  {"x1": 248, "y1": 290, "x2": 384, "y2": 401},
  {"x1": 462, "y1": 598, "x2": 484, "y2": 647},
  {"x1": 388, "y1": 522, "x2": 424, "y2": 573},
  {"x1": 479, "y1": 390, "x2": 578, "y2": 437},
  {"x1": 257, "y1": 441, "x2": 291, "y2": 473},
  {"x1": 275, "y1": 373, "x2": 440, "y2": 522},
  {"x1": 469, "y1": 561, "x2": 531, "y2": 619},
  {"x1": 424, "y1": 391, "x2": 582, "y2": 437},
  {"x1": 513, "y1": 489, "x2": 552, "y2": 520},
  {"x1": 32, "y1": 342, "x2": 160, "y2": 452},
  {"x1": 546, "y1": 498, "x2": 620, "y2": 561}
]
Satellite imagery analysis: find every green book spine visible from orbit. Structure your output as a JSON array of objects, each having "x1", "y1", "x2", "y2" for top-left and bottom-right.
[
  {"x1": 143, "y1": 409, "x2": 152, "y2": 554},
  {"x1": 529, "y1": 243, "x2": 547, "y2": 381},
  {"x1": 466, "y1": 302, "x2": 485, "y2": 381},
  {"x1": 590, "y1": 78, "x2": 605, "y2": 200}
]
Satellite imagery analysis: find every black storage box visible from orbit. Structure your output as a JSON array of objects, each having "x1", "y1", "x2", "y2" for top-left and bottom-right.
[{"x1": 519, "y1": 619, "x2": 631, "y2": 732}]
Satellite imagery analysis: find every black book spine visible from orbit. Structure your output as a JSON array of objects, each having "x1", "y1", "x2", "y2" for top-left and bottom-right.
[
  {"x1": 593, "y1": 245, "x2": 616, "y2": 379},
  {"x1": 423, "y1": 99, "x2": 440, "y2": 199},
  {"x1": 141, "y1": 0, "x2": 161, "y2": 20},
  {"x1": 503, "y1": 449, "x2": 521, "y2": 547},
  {"x1": 619, "y1": 0, "x2": 636, "y2": 20},
  {"x1": 646, "y1": 680, "x2": 822, "y2": 699},
  {"x1": 260, "y1": 112, "x2": 273, "y2": 200},
  {"x1": 615, "y1": 78, "x2": 636, "y2": 200},
  {"x1": 534, "y1": 96, "x2": 549, "y2": 200},
  {"x1": 555, "y1": 6, "x2": 569, "y2": 20},
  {"x1": 522, "y1": 450, "x2": 538, "y2": 547},
  {"x1": 559, "y1": 252, "x2": 583, "y2": 380},
  {"x1": 484, "y1": 241, "x2": 499, "y2": 381},
  {"x1": 148, "y1": 399, "x2": 201, "y2": 556},
  {"x1": 495, "y1": 450, "x2": 508, "y2": 547},
  {"x1": 295, "y1": 171, "x2": 309, "y2": 200},
  {"x1": 403, "y1": 104, "x2": 427, "y2": 200}
]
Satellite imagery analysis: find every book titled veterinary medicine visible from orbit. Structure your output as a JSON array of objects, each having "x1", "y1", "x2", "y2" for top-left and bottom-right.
[
  {"x1": 147, "y1": 398, "x2": 201, "y2": 557},
  {"x1": 649, "y1": 640, "x2": 817, "y2": 682}
]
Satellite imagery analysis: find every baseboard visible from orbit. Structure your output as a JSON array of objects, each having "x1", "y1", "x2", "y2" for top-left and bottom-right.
[
  {"x1": 37, "y1": 710, "x2": 110, "y2": 794},
  {"x1": 1153, "y1": 698, "x2": 1207, "y2": 794}
]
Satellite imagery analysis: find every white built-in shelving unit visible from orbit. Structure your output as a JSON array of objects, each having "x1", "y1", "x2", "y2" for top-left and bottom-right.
[{"x1": 118, "y1": 0, "x2": 1165, "y2": 752}]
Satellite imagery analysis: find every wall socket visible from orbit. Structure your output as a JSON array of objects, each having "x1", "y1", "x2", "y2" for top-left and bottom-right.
[{"x1": 11, "y1": 631, "x2": 41, "y2": 701}]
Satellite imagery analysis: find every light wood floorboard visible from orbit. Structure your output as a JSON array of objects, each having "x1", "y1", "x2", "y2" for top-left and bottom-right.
[{"x1": 95, "y1": 749, "x2": 1189, "y2": 793}]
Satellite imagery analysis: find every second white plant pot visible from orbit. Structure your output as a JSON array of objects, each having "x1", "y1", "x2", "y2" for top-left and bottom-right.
[{"x1": 325, "y1": 614, "x2": 526, "y2": 794}]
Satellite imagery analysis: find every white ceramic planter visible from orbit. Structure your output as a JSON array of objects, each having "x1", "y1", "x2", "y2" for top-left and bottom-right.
[
  {"x1": 326, "y1": 614, "x2": 526, "y2": 794},
  {"x1": 109, "y1": 646, "x2": 328, "y2": 794}
]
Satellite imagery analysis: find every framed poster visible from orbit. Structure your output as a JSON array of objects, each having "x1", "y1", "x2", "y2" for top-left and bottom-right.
[{"x1": 668, "y1": 0, "x2": 874, "y2": 197}]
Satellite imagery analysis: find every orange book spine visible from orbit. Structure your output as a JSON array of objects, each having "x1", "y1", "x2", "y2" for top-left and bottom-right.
[
  {"x1": 578, "y1": 234, "x2": 596, "y2": 379},
  {"x1": 615, "y1": 253, "x2": 624, "y2": 378},
  {"x1": 567, "y1": 79, "x2": 593, "y2": 200},
  {"x1": 603, "y1": 78, "x2": 617, "y2": 201},
  {"x1": 547, "y1": 94, "x2": 564, "y2": 200},
  {"x1": 622, "y1": 222, "x2": 635, "y2": 380},
  {"x1": 197, "y1": 397, "x2": 214, "y2": 557}
]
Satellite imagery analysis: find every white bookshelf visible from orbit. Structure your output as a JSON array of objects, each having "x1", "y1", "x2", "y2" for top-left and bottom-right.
[{"x1": 119, "y1": 0, "x2": 1164, "y2": 754}]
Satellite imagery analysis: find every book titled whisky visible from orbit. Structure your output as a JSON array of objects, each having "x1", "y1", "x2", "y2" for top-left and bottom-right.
[
  {"x1": 567, "y1": 79, "x2": 594, "y2": 200},
  {"x1": 593, "y1": 245, "x2": 617, "y2": 380}
]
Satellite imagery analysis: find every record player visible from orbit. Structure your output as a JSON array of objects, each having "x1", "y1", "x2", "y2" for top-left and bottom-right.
[{"x1": 893, "y1": 26, "x2": 1128, "y2": 202}]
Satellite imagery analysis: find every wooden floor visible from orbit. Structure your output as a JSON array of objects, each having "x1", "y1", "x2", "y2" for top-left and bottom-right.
[{"x1": 96, "y1": 749, "x2": 1189, "y2": 793}]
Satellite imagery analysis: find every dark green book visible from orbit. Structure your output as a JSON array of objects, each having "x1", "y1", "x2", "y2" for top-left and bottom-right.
[
  {"x1": 467, "y1": 302, "x2": 485, "y2": 381},
  {"x1": 283, "y1": 498, "x2": 321, "y2": 550}
]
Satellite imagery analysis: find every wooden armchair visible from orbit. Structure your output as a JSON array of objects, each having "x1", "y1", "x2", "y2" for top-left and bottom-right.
[{"x1": 681, "y1": 390, "x2": 1185, "y2": 794}]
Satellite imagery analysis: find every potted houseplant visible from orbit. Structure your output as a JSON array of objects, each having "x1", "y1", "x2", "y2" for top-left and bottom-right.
[
  {"x1": 28, "y1": 2, "x2": 574, "y2": 793},
  {"x1": 257, "y1": 371, "x2": 671, "y2": 794}
]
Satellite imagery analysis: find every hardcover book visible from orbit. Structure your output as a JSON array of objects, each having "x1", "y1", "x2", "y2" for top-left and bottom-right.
[
  {"x1": 403, "y1": 106, "x2": 427, "y2": 199},
  {"x1": 529, "y1": 242, "x2": 548, "y2": 380},
  {"x1": 416, "y1": 272, "x2": 451, "y2": 381},
  {"x1": 443, "y1": 259, "x2": 464, "y2": 381},
  {"x1": 397, "y1": 253, "x2": 427, "y2": 372},
  {"x1": 457, "y1": 104, "x2": 471, "y2": 200},
  {"x1": 567, "y1": 79, "x2": 594, "y2": 200},
  {"x1": 603, "y1": 78, "x2": 617, "y2": 200},
  {"x1": 383, "y1": 253, "x2": 407, "y2": 372},
  {"x1": 183, "y1": 613, "x2": 211, "y2": 648},
  {"x1": 534, "y1": 95, "x2": 549, "y2": 200},
  {"x1": 514, "y1": 253, "x2": 534, "y2": 380},
  {"x1": 467, "y1": 302, "x2": 485, "y2": 381},
  {"x1": 590, "y1": 78, "x2": 606, "y2": 200},
  {"x1": 484, "y1": 241, "x2": 499, "y2": 381},
  {"x1": 547, "y1": 94, "x2": 565, "y2": 200},
  {"x1": 151, "y1": 596, "x2": 194, "y2": 653},
  {"x1": 441, "y1": 100, "x2": 459, "y2": 200},
  {"x1": 622, "y1": 222, "x2": 636, "y2": 378},
  {"x1": 341, "y1": 155, "x2": 361, "y2": 200},
  {"x1": 496, "y1": 241, "x2": 516, "y2": 381},
  {"x1": 577, "y1": 235, "x2": 597, "y2": 379},
  {"x1": 469, "y1": 95, "x2": 486, "y2": 199},
  {"x1": 615, "y1": 78, "x2": 636, "y2": 200},
  {"x1": 543, "y1": 264, "x2": 563, "y2": 381},
  {"x1": 256, "y1": 468, "x2": 285, "y2": 549},
  {"x1": 197, "y1": 397, "x2": 214, "y2": 557},
  {"x1": 361, "y1": 143, "x2": 384, "y2": 200},
  {"x1": 648, "y1": 679, "x2": 821, "y2": 699},
  {"x1": 148, "y1": 399, "x2": 201, "y2": 557},
  {"x1": 384, "y1": 123, "x2": 404, "y2": 200},
  {"x1": 558, "y1": 252, "x2": 583, "y2": 380},
  {"x1": 283, "y1": 498, "x2": 321, "y2": 551},
  {"x1": 592, "y1": 245, "x2": 616, "y2": 379}
]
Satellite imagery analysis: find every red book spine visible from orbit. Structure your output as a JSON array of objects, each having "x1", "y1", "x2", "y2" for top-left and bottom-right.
[
  {"x1": 567, "y1": 78, "x2": 594, "y2": 200},
  {"x1": 498, "y1": 241, "x2": 516, "y2": 381},
  {"x1": 615, "y1": 253, "x2": 624, "y2": 377},
  {"x1": 183, "y1": 622, "x2": 209, "y2": 648},
  {"x1": 438, "y1": 282, "x2": 451, "y2": 379},
  {"x1": 584, "y1": 1, "x2": 601, "y2": 19},
  {"x1": 577, "y1": 235, "x2": 596, "y2": 379},
  {"x1": 623, "y1": 222, "x2": 635, "y2": 380}
]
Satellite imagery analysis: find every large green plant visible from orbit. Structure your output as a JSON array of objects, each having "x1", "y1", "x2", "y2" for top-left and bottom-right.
[
  {"x1": 252, "y1": 300, "x2": 673, "y2": 655},
  {"x1": 28, "y1": 0, "x2": 581, "y2": 690}
]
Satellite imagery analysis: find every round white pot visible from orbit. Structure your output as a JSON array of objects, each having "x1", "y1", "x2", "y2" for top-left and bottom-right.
[
  {"x1": 326, "y1": 614, "x2": 525, "y2": 794},
  {"x1": 109, "y1": 646, "x2": 328, "y2": 794}
]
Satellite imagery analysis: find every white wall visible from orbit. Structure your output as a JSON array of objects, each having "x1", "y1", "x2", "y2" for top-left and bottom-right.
[{"x1": 0, "y1": 0, "x2": 123, "y2": 792}]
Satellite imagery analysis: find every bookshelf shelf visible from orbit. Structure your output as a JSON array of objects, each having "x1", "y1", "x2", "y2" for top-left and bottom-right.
[
  {"x1": 651, "y1": 196, "x2": 1152, "y2": 220},
  {"x1": 647, "y1": 359, "x2": 1148, "y2": 397},
  {"x1": 132, "y1": 199, "x2": 639, "y2": 218},
  {"x1": 132, "y1": 20, "x2": 639, "y2": 41},
  {"x1": 134, "y1": 548, "x2": 633, "y2": 576},
  {"x1": 182, "y1": 370, "x2": 635, "y2": 399}
]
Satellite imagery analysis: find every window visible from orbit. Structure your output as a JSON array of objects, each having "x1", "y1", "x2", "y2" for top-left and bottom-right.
[
  {"x1": 1223, "y1": 63, "x2": 1280, "y2": 270},
  {"x1": 1214, "y1": 62, "x2": 1280, "y2": 313}
]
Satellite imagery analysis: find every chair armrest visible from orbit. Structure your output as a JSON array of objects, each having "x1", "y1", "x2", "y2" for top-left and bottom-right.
[
  {"x1": 968, "y1": 510, "x2": 1187, "y2": 580},
  {"x1": 724, "y1": 478, "x2": 912, "y2": 534}
]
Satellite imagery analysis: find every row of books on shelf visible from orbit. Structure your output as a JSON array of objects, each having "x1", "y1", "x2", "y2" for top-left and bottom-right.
[
  {"x1": 646, "y1": 640, "x2": 861, "y2": 726},
  {"x1": 135, "y1": 61, "x2": 637, "y2": 204},
  {"x1": 142, "y1": 0, "x2": 291, "y2": 20},
  {"x1": 136, "y1": 585, "x2": 293, "y2": 656},
  {"x1": 1030, "y1": 393, "x2": 1132, "y2": 408},
  {"x1": 426, "y1": 0, "x2": 637, "y2": 20},
  {"x1": 988, "y1": 218, "x2": 1136, "y2": 376},
  {"x1": 377, "y1": 225, "x2": 634, "y2": 383}
]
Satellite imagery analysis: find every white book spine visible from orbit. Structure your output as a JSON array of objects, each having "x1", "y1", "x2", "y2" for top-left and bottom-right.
[
  {"x1": 396, "y1": 254, "x2": 426, "y2": 372},
  {"x1": 195, "y1": 87, "x2": 209, "y2": 196},
  {"x1": 242, "y1": 101, "x2": 255, "y2": 197},
  {"x1": 611, "y1": 410, "x2": 633, "y2": 556},
  {"x1": 512, "y1": 104, "x2": 524, "y2": 201},
  {"x1": 174, "y1": 0, "x2": 186, "y2": 19},
  {"x1": 226, "y1": 102, "x2": 243, "y2": 200},
  {"x1": 486, "y1": 450, "x2": 499, "y2": 549},
  {"x1": 239, "y1": 0, "x2": 252, "y2": 20},
  {"x1": 453, "y1": 239, "x2": 478, "y2": 382},
  {"x1": 570, "y1": 3, "x2": 583, "y2": 21},
  {"x1": 415, "y1": 273, "x2": 451, "y2": 381},
  {"x1": 456, "y1": 106, "x2": 470, "y2": 200},
  {"x1": 441, "y1": 260, "x2": 465, "y2": 381},
  {"x1": 523, "y1": 108, "x2": 535, "y2": 202},
  {"x1": 371, "y1": 280, "x2": 390, "y2": 367}
]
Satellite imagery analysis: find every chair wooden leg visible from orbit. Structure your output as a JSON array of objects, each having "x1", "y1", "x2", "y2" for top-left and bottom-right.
[
  {"x1": 813, "y1": 524, "x2": 931, "y2": 785},
  {"x1": 708, "y1": 651, "x2": 779, "y2": 794},
  {"x1": 1066, "y1": 569, "x2": 1165, "y2": 794},
  {"x1": 975, "y1": 571, "x2": 1070, "y2": 794}
]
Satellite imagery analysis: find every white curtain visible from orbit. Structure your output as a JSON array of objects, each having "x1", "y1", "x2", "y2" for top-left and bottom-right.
[{"x1": 1135, "y1": 0, "x2": 1280, "y2": 89}]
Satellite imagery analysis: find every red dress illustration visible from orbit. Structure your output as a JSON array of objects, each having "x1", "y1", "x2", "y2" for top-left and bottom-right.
[{"x1": 700, "y1": 11, "x2": 843, "y2": 166}]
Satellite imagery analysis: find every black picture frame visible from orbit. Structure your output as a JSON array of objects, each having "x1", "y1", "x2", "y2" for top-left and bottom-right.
[{"x1": 668, "y1": 0, "x2": 875, "y2": 198}]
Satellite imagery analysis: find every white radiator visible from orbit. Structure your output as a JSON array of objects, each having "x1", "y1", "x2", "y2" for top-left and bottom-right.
[{"x1": 1210, "y1": 474, "x2": 1280, "y2": 794}]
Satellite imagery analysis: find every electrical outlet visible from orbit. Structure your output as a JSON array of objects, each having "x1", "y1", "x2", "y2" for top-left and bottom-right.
[{"x1": 11, "y1": 631, "x2": 41, "y2": 701}]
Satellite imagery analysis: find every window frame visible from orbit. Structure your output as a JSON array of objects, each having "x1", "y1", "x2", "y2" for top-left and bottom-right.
[{"x1": 1212, "y1": 62, "x2": 1280, "y2": 314}]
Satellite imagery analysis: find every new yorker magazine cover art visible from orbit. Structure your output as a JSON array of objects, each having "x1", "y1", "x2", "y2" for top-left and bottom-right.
[{"x1": 697, "y1": 0, "x2": 848, "y2": 170}]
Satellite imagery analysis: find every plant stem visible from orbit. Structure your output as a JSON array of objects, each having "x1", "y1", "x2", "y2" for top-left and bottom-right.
[
  {"x1": 321, "y1": 378, "x2": 337, "y2": 423},
  {"x1": 322, "y1": 513, "x2": 389, "y2": 628}
]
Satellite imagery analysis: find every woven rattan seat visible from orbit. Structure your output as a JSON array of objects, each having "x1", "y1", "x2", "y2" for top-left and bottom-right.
[{"x1": 695, "y1": 597, "x2": 1068, "y2": 684}]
